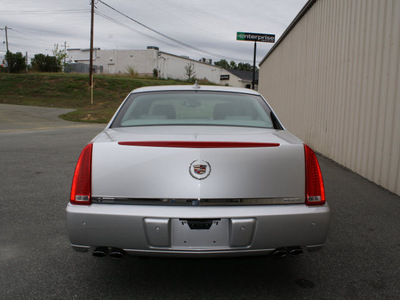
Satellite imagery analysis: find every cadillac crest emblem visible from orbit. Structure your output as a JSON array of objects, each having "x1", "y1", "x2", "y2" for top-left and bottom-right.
[
  {"x1": 189, "y1": 160, "x2": 211, "y2": 180},
  {"x1": 194, "y1": 164, "x2": 207, "y2": 175}
]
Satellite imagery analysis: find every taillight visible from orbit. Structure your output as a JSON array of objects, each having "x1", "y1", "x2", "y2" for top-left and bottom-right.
[
  {"x1": 70, "y1": 143, "x2": 93, "y2": 205},
  {"x1": 304, "y1": 144, "x2": 325, "y2": 206}
]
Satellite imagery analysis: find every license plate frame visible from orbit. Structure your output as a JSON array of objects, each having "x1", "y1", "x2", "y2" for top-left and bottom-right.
[{"x1": 171, "y1": 218, "x2": 229, "y2": 249}]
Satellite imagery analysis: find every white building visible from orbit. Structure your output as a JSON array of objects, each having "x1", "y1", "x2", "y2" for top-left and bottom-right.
[
  {"x1": 157, "y1": 52, "x2": 221, "y2": 83},
  {"x1": 219, "y1": 69, "x2": 258, "y2": 89},
  {"x1": 92, "y1": 48, "x2": 158, "y2": 76},
  {"x1": 67, "y1": 47, "x2": 257, "y2": 88},
  {"x1": 67, "y1": 47, "x2": 222, "y2": 84},
  {"x1": 68, "y1": 48, "x2": 99, "y2": 62}
]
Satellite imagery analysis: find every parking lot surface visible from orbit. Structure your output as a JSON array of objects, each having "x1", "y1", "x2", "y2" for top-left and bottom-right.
[{"x1": 1, "y1": 104, "x2": 399, "y2": 299}]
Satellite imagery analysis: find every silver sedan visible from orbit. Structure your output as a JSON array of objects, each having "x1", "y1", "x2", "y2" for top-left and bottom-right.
[{"x1": 66, "y1": 84, "x2": 330, "y2": 258}]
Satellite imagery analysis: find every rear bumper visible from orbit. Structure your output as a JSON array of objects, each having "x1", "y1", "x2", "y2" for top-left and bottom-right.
[{"x1": 66, "y1": 203, "x2": 330, "y2": 257}]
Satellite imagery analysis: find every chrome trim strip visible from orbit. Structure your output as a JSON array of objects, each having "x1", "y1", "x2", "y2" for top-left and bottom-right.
[{"x1": 91, "y1": 197, "x2": 305, "y2": 206}]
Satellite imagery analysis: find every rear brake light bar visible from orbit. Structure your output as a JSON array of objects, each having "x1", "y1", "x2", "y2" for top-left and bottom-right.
[{"x1": 118, "y1": 141, "x2": 280, "y2": 148}]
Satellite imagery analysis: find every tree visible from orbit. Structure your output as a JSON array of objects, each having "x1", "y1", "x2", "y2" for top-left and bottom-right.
[
  {"x1": 214, "y1": 59, "x2": 230, "y2": 70},
  {"x1": 214, "y1": 59, "x2": 257, "y2": 72},
  {"x1": 5, "y1": 51, "x2": 26, "y2": 73},
  {"x1": 31, "y1": 54, "x2": 60, "y2": 72},
  {"x1": 52, "y1": 43, "x2": 67, "y2": 70},
  {"x1": 237, "y1": 62, "x2": 252, "y2": 71},
  {"x1": 184, "y1": 62, "x2": 196, "y2": 81},
  {"x1": 153, "y1": 68, "x2": 158, "y2": 78}
]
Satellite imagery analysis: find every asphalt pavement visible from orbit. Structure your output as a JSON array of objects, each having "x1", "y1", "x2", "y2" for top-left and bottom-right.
[{"x1": 0, "y1": 104, "x2": 399, "y2": 299}]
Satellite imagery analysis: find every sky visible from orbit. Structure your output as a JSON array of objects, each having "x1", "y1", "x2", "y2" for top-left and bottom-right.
[{"x1": 0, "y1": 0, "x2": 308, "y2": 65}]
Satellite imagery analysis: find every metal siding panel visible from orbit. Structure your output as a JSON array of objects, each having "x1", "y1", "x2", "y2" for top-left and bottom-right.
[
  {"x1": 373, "y1": 0, "x2": 391, "y2": 184},
  {"x1": 349, "y1": 0, "x2": 359, "y2": 167},
  {"x1": 392, "y1": 0, "x2": 400, "y2": 196},
  {"x1": 365, "y1": 0, "x2": 382, "y2": 180},
  {"x1": 330, "y1": 1, "x2": 340, "y2": 156},
  {"x1": 315, "y1": 1, "x2": 324, "y2": 150},
  {"x1": 341, "y1": 0, "x2": 353, "y2": 166},
  {"x1": 351, "y1": 0, "x2": 364, "y2": 172},
  {"x1": 324, "y1": 1, "x2": 336, "y2": 157},
  {"x1": 358, "y1": 0, "x2": 374, "y2": 177},
  {"x1": 332, "y1": 0, "x2": 346, "y2": 161},
  {"x1": 384, "y1": 0, "x2": 400, "y2": 193},
  {"x1": 258, "y1": 0, "x2": 400, "y2": 196}
]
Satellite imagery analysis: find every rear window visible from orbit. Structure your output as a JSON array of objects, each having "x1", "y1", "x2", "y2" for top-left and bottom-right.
[{"x1": 111, "y1": 91, "x2": 278, "y2": 129}]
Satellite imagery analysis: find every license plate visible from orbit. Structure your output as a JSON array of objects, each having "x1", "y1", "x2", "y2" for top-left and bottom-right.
[{"x1": 171, "y1": 219, "x2": 229, "y2": 249}]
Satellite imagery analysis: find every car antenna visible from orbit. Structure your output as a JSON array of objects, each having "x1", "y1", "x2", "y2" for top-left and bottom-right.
[{"x1": 192, "y1": 81, "x2": 201, "y2": 89}]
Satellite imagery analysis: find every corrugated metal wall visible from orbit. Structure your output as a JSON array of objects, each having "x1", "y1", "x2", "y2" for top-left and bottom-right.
[{"x1": 259, "y1": 0, "x2": 400, "y2": 196}]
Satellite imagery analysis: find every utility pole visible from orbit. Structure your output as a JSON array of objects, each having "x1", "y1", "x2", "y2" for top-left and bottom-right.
[
  {"x1": 89, "y1": 0, "x2": 95, "y2": 104},
  {"x1": 1, "y1": 26, "x2": 10, "y2": 53},
  {"x1": 4, "y1": 26, "x2": 11, "y2": 52},
  {"x1": 5, "y1": 26, "x2": 9, "y2": 53},
  {"x1": 1, "y1": 26, "x2": 11, "y2": 73},
  {"x1": 64, "y1": 41, "x2": 67, "y2": 67},
  {"x1": 252, "y1": 41, "x2": 257, "y2": 89}
]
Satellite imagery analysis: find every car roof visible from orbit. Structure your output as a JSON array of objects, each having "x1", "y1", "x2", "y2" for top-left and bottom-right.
[{"x1": 130, "y1": 84, "x2": 261, "y2": 95}]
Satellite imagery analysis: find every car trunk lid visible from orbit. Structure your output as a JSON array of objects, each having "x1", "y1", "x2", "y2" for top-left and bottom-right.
[{"x1": 91, "y1": 126, "x2": 305, "y2": 202}]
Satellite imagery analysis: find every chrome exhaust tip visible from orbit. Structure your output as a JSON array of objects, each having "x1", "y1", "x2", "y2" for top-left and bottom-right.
[
  {"x1": 109, "y1": 248, "x2": 124, "y2": 259},
  {"x1": 289, "y1": 247, "x2": 304, "y2": 256},
  {"x1": 273, "y1": 248, "x2": 288, "y2": 258},
  {"x1": 93, "y1": 246, "x2": 108, "y2": 257}
]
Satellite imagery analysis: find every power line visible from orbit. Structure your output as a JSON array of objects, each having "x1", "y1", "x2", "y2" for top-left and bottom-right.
[
  {"x1": 97, "y1": 0, "x2": 245, "y2": 62},
  {"x1": 10, "y1": 28, "x2": 52, "y2": 45},
  {"x1": 98, "y1": 0, "x2": 213, "y2": 55},
  {"x1": 146, "y1": 0, "x2": 233, "y2": 40},
  {"x1": 0, "y1": 9, "x2": 89, "y2": 15},
  {"x1": 94, "y1": 11, "x2": 177, "y2": 49},
  {"x1": 160, "y1": 0, "x2": 234, "y2": 33}
]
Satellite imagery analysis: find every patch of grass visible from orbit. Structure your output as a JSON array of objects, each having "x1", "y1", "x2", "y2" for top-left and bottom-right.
[{"x1": 0, "y1": 73, "x2": 189, "y2": 123}]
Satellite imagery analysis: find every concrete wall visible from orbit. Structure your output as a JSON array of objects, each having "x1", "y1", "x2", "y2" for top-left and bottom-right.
[
  {"x1": 259, "y1": 0, "x2": 400, "y2": 196},
  {"x1": 67, "y1": 48, "x2": 94, "y2": 62},
  {"x1": 95, "y1": 49, "x2": 158, "y2": 75}
]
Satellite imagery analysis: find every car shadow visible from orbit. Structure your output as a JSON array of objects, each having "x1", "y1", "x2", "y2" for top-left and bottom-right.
[{"x1": 78, "y1": 254, "x2": 316, "y2": 299}]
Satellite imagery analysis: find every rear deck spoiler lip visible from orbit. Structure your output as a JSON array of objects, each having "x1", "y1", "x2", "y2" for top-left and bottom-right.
[{"x1": 117, "y1": 141, "x2": 280, "y2": 148}]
